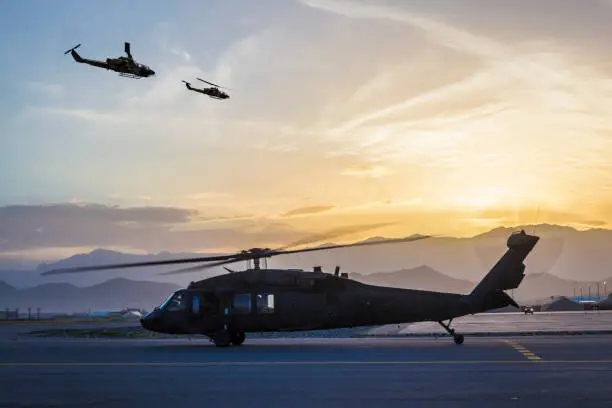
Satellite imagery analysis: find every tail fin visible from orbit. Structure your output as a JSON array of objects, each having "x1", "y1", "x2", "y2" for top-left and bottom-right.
[
  {"x1": 70, "y1": 49, "x2": 84, "y2": 63},
  {"x1": 468, "y1": 230, "x2": 539, "y2": 310}
]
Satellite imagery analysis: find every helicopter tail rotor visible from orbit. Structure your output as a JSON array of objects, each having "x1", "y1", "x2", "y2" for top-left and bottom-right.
[{"x1": 64, "y1": 44, "x2": 81, "y2": 55}]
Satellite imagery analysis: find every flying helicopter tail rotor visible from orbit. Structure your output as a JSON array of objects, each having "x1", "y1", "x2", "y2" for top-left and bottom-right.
[{"x1": 64, "y1": 44, "x2": 81, "y2": 55}]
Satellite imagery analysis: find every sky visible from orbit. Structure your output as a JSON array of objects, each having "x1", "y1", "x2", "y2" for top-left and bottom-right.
[{"x1": 3, "y1": 0, "x2": 612, "y2": 262}]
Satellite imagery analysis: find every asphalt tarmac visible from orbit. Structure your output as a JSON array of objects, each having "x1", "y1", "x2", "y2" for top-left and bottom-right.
[
  {"x1": 1, "y1": 333, "x2": 611, "y2": 408},
  {"x1": 367, "y1": 310, "x2": 612, "y2": 336}
]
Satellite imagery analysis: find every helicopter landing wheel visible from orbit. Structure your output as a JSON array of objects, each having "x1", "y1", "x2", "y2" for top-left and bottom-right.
[
  {"x1": 213, "y1": 329, "x2": 231, "y2": 347},
  {"x1": 230, "y1": 331, "x2": 246, "y2": 346},
  {"x1": 438, "y1": 319, "x2": 464, "y2": 345}
]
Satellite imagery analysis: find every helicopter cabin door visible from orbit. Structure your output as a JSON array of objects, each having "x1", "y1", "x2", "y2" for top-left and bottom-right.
[
  {"x1": 186, "y1": 291, "x2": 218, "y2": 331},
  {"x1": 214, "y1": 291, "x2": 234, "y2": 331}
]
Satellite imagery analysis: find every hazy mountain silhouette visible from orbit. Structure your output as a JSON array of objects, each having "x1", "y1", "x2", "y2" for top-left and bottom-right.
[
  {"x1": 0, "y1": 278, "x2": 181, "y2": 314},
  {"x1": 351, "y1": 265, "x2": 475, "y2": 294},
  {"x1": 350, "y1": 268, "x2": 611, "y2": 304},
  {"x1": 1, "y1": 224, "x2": 611, "y2": 289},
  {"x1": 1, "y1": 268, "x2": 610, "y2": 314}
]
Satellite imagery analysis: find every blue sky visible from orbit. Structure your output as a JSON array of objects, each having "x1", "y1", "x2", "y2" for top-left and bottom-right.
[{"x1": 4, "y1": 0, "x2": 612, "y2": 262}]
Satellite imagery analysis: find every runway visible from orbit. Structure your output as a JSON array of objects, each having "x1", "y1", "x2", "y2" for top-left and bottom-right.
[
  {"x1": 1, "y1": 334, "x2": 612, "y2": 407},
  {"x1": 366, "y1": 310, "x2": 612, "y2": 336}
]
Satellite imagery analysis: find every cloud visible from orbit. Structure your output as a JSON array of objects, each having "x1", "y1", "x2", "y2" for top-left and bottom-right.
[
  {"x1": 0, "y1": 203, "x2": 307, "y2": 256},
  {"x1": 25, "y1": 82, "x2": 64, "y2": 98},
  {"x1": 341, "y1": 164, "x2": 394, "y2": 178},
  {"x1": 281, "y1": 205, "x2": 335, "y2": 217},
  {"x1": 185, "y1": 192, "x2": 232, "y2": 200},
  {"x1": 279, "y1": 221, "x2": 396, "y2": 248},
  {"x1": 300, "y1": 0, "x2": 507, "y2": 60},
  {"x1": 0, "y1": 203, "x2": 406, "y2": 259}
]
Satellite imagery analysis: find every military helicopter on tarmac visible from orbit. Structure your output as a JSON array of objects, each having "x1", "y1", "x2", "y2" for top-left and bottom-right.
[
  {"x1": 182, "y1": 78, "x2": 230, "y2": 99},
  {"x1": 42, "y1": 230, "x2": 539, "y2": 348},
  {"x1": 64, "y1": 42, "x2": 155, "y2": 79}
]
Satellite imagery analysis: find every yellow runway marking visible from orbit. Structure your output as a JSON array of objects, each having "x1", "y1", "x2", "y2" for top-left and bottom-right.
[
  {"x1": 1, "y1": 360, "x2": 612, "y2": 367},
  {"x1": 504, "y1": 340, "x2": 543, "y2": 361}
]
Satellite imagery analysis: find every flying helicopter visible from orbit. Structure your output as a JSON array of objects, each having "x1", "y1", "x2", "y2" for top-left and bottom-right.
[
  {"x1": 42, "y1": 230, "x2": 539, "y2": 348},
  {"x1": 182, "y1": 78, "x2": 230, "y2": 99},
  {"x1": 64, "y1": 42, "x2": 155, "y2": 79}
]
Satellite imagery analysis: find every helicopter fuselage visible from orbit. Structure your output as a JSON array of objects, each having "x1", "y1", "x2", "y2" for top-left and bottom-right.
[
  {"x1": 68, "y1": 49, "x2": 155, "y2": 78},
  {"x1": 139, "y1": 268, "x2": 506, "y2": 337}
]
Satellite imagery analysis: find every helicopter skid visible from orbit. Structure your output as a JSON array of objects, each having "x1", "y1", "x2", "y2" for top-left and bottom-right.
[{"x1": 118, "y1": 72, "x2": 142, "y2": 79}]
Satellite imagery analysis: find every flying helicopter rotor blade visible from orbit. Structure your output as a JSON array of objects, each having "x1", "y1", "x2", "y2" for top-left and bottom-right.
[{"x1": 196, "y1": 77, "x2": 230, "y2": 90}]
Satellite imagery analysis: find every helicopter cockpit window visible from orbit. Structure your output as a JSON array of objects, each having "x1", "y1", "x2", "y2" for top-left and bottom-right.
[
  {"x1": 257, "y1": 293, "x2": 275, "y2": 314},
  {"x1": 233, "y1": 293, "x2": 251, "y2": 315},
  {"x1": 163, "y1": 291, "x2": 187, "y2": 312}
]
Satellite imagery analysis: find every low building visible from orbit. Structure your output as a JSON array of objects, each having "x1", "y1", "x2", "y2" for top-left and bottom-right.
[{"x1": 541, "y1": 296, "x2": 583, "y2": 311}]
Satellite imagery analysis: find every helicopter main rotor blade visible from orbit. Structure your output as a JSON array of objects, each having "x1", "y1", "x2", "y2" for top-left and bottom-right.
[
  {"x1": 270, "y1": 234, "x2": 431, "y2": 257},
  {"x1": 41, "y1": 230, "x2": 431, "y2": 276},
  {"x1": 196, "y1": 77, "x2": 230, "y2": 89},
  {"x1": 277, "y1": 222, "x2": 397, "y2": 250},
  {"x1": 40, "y1": 253, "x2": 238, "y2": 275},
  {"x1": 158, "y1": 234, "x2": 432, "y2": 275},
  {"x1": 158, "y1": 259, "x2": 236, "y2": 276}
]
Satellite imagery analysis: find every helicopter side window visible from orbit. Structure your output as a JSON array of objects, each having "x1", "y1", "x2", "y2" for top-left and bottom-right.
[
  {"x1": 164, "y1": 292, "x2": 187, "y2": 312},
  {"x1": 233, "y1": 293, "x2": 251, "y2": 315},
  {"x1": 257, "y1": 293, "x2": 275, "y2": 314},
  {"x1": 192, "y1": 295, "x2": 200, "y2": 314}
]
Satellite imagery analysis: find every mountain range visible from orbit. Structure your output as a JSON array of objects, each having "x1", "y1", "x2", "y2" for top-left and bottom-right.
[
  {"x1": 0, "y1": 223, "x2": 611, "y2": 292},
  {"x1": 1, "y1": 266, "x2": 608, "y2": 314},
  {"x1": 0, "y1": 278, "x2": 181, "y2": 314}
]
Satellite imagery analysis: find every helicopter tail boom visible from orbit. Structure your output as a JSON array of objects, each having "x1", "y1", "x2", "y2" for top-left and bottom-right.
[{"x1": 467, "y1": 230, "x2": 539, "y2": 310}]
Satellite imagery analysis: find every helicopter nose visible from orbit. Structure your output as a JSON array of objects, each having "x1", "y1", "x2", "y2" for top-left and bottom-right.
[{"x1": 140, "y1": 315, "x2": 152, "y2": 330}]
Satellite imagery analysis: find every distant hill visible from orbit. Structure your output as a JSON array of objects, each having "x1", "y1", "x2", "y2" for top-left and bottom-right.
[
  {"x1": 0, "y1": 278, "x2": 182, "y2": 314},
  {"x1": 1, "y1": 266, "x2": 610, "y2": 314},
  {"x1": 351, "y1": 265, "x2": 475, "y2": 294},
  {"x1": 1, "y1": 223, "x2": 612, "y2": 288},
  {"x1": 348, "y1": 267, "x2": 612, "y2": 304}
]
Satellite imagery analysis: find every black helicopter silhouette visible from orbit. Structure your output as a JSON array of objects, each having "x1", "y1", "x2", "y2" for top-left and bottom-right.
[
  {"x1": 182, "y1": 78, "x2": 230, "y2": 99},
  {"x1": 64, "y1": 42, "x2": 155, "y2": 79},
  {"x1": 42, "y1": 230, "x2": 539, "y2": 347}
]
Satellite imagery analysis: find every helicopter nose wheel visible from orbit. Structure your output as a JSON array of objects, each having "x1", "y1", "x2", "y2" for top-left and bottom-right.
[
  {"x1": 212, "y1": 329, "x2": 231, "y2": 347},
  {"x1": 211, "y1": 330, "x2": 246, "y2": 347},
  {"x1": 438, "y1": 319, "x2": 464, "y2": 345},
  {"x1": 230, "y1": 331, "x2": 246, "y2": 346}
]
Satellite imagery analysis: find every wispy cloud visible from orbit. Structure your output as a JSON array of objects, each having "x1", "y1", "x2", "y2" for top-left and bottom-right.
[
  {"x1": 300, "y1": 0, "x2": 612, "y2": 197},
  {"x1": 25, "y1": 82, "x2": 64, "y2": 98},
  {"x1": 281, "y1": 205, "x2": 335, "y2": 217},
  {"x1": 185, "y1": 192, "x2": 232, "y2": 200},
  {"x1": 341, "y1": 164, "x2": 394, "y2": 178}
]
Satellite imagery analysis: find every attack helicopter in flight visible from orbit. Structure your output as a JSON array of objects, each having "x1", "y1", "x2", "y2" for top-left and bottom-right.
[
  {"x1": 64, "y1": 42, "x2": 155, "y2": 79},
  {"x1": 182, "y1": 78, "x2": 230, "y2": 99},
  {"x1": 42, "y1": 230, "x2": 539, "y2": 348}
]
